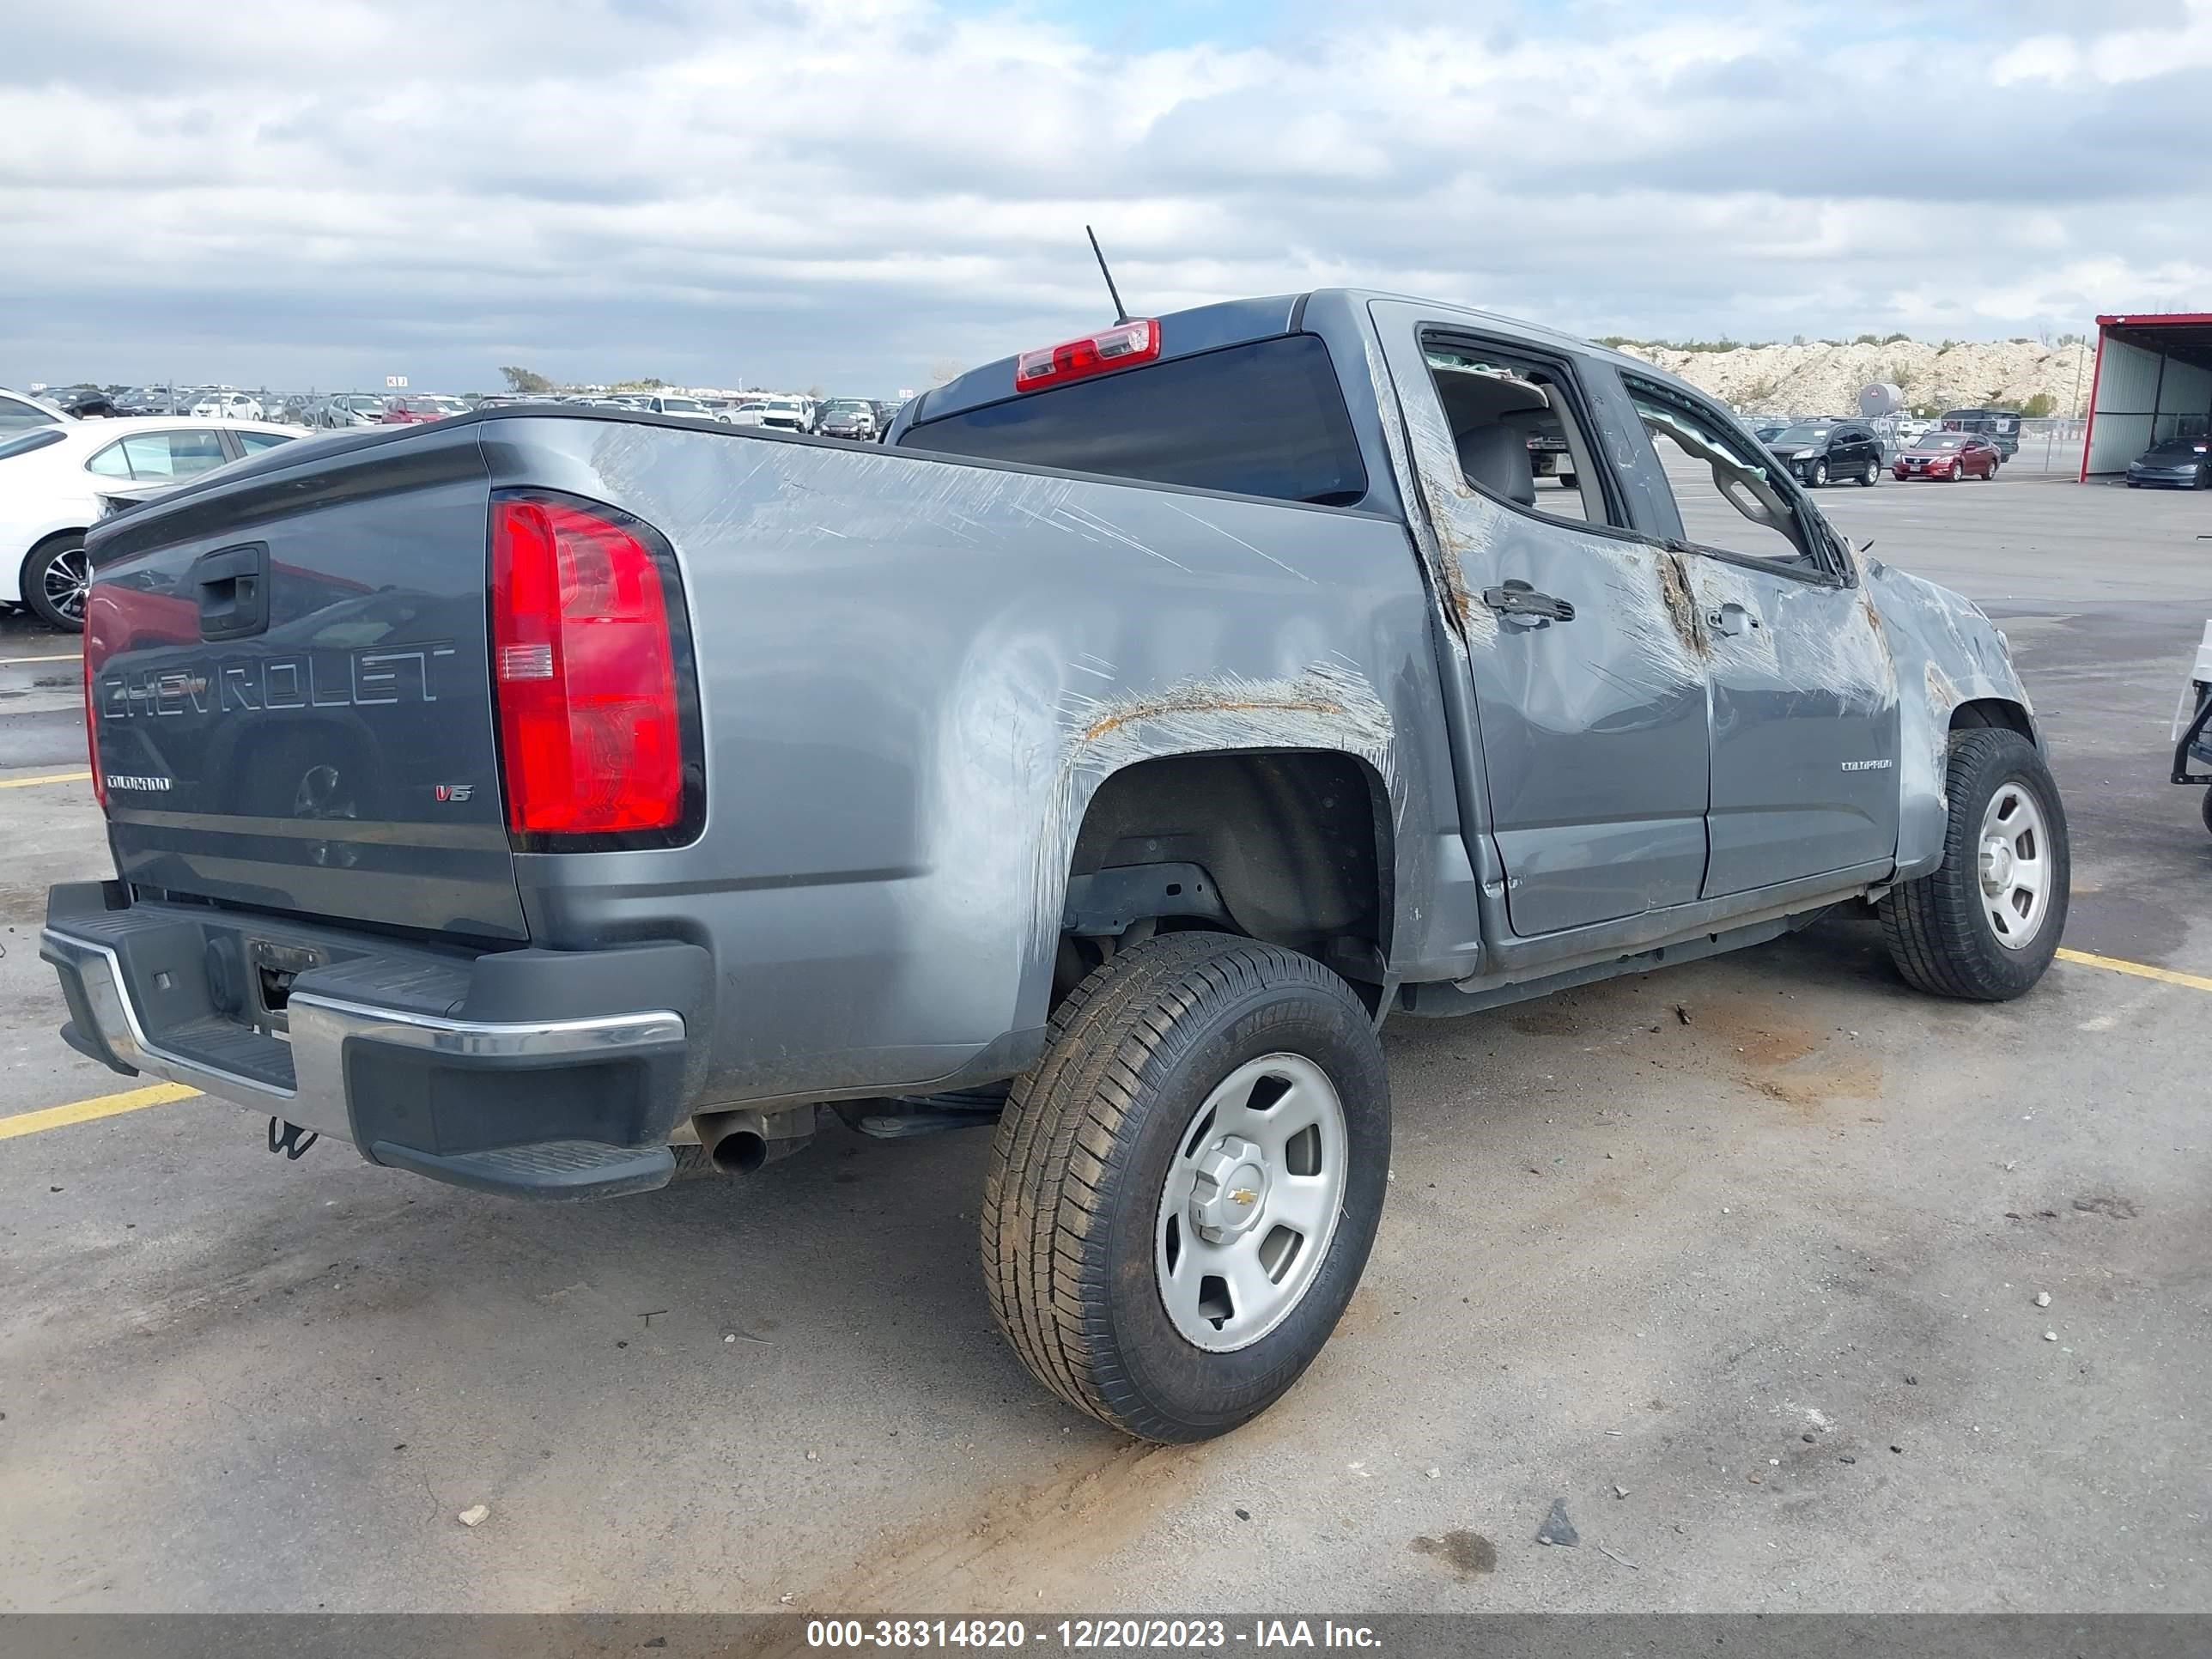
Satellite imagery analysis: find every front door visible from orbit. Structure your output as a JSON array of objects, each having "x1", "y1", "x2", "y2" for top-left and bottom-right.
[
  {"x1": 1615, "y1": 374, "x2": 1902, "y2": 896},
  {"x1": 1370, "y1": 302, "x2": 1712, "y2": 938}
]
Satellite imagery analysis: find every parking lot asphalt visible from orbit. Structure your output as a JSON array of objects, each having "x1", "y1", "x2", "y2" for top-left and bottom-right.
[{"x1": 3, "y1": 471, "x2": 2209, "y2": 1614}]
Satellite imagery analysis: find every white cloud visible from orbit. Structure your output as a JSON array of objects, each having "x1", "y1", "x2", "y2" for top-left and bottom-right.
[{"x1": 0, "y1": 0, "x2": 2199, "y2": 392}]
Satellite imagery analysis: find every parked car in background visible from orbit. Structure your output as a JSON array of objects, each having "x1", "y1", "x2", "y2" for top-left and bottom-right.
[
  {"x1": 742, "y1": 396, "x2": 811, "y2": 433},
  {"x1": 2126, "y1": 434, "x2": 2212, "y2": 489},
  {"x1": 49, "y1": 385, "x2": 121, "y2": 418},
  {"x1": 1763, "y1": 419, "x2": 1884, "y2": 487},
  {"x1": 1748, "y1": 419, "x2": 1792, "y2": 444},
  {"x1": 1, "y1": 417, "x2": 301, "y2": 629},
  {"x1": 869, "y1": 399, "x2": 904, "y2": 436},
  {"x1": 381, "y1": 394, "x2": 471, "y2": 425},
  {"x1": 322, "y1": 393, "x2": 388, "y2": 428},
  {"x1": 814, "y1": 398, "x2": 878, "y2": 440},
  {"x1": 113, "y1": 386, "x2": 185, "y2": 416},
  {"x1": 1940, "y1": 408, "x2": 2022, "y2": 460},
  {"x1": 639, "y1": 394, "x2": 718, "y2": 421},
  {"x1": 0, "y1": 388, "x2": 70, "y2": 433},
  {"x1": 1893, "y1": 431, "x2": 2000, "y2": 481},
  {"x1": 191, "y1": 390, "x2": 264, "y2": 422}
]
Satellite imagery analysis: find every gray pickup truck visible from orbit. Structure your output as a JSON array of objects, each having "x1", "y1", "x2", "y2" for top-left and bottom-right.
[{"x1": 44, "y1": 290, "x2": 2067, "y2": 1443}]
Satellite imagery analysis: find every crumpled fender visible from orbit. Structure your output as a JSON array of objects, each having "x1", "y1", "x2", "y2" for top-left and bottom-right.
[{"x1": 1862, "y1": 558, "x2": 2037, "y2": 882}]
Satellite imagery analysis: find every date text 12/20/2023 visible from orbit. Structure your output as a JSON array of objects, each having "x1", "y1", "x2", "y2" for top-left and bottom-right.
[{"x1": 805, "y1": 1619, "x2": 1384, "y2": 1650}]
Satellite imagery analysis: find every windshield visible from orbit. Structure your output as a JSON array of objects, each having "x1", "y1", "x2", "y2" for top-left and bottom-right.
[
  {"x1": 661, "y1": 398, "x2": 707, "y2": 413},
  {"x1": 1773, "y1": 425, "x2": 1831, "y2": 445},
  {"x1": 823, "y1": 401, "x2": 869, "y2": 415},
  {"x1": 1918, "y1": 434, "x2": 1967, "y2": 450}
]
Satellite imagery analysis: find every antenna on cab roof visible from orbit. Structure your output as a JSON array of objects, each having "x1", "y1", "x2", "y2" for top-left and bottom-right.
[{"x1": 1085, "y1": 226, "x2": 1131, "y2": 325}]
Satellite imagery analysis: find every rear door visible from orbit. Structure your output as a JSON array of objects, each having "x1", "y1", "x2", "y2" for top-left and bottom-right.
[
  {"x1": 1613, "y1": 374, "x2": 1901, "y2": 896},
  {"x1": 1368, "y1": 301, "x2": 1712, "y2": 937},
  {"x1": 84, "y1": 422, "x2": 526, "y2": 939}
]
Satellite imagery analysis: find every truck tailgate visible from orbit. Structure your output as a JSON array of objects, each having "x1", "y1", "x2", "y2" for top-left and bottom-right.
[{"x1": 82, "y1": 424, "x2": 526, "y2": 940}]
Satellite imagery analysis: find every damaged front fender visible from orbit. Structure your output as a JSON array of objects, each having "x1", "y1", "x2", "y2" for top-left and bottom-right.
[{"x1": 1862, "y1": 560, "x2": 2037, "y2": 882}]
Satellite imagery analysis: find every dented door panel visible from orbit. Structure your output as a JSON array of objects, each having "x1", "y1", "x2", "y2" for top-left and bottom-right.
[
  {"x1": 1685, "y1": 556, "x2": 1902, "y2": 896},
  {"x1": 1364, "y1": 299, "x2": 1712, "y2": 938}
]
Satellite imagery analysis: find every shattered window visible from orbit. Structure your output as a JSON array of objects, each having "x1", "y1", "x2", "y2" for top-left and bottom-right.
[
  {"x1": 1624, "y1": 377, "x2": 1809, "y2": 567},
  {"x1": 1423, "y1": 348, "x2": 1610, "y2": 528}
]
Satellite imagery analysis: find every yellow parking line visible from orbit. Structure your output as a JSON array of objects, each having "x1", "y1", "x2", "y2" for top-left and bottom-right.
[
  {"x1": 0, "y1": 653, "x2": 82, "y2": 666},
  {"x1": 0, "y1": 770, "x2": 91, "y2": 790},
  {"x1": 0, "y1": 1082, "x2": 201, "y2": 1141},
  {"x1": 2057, "y1": 946, "x2": 2212, "y2": 994}
]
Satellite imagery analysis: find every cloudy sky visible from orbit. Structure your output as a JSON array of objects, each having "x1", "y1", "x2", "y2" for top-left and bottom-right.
[{"x1": 4, "y1": 0, "x2": 2207, "y2": 397}]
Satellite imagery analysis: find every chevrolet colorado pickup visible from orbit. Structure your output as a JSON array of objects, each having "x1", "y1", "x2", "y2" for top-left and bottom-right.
[{"x1": 44, "y1": 290, "x2": 2067, "y2": 1442}]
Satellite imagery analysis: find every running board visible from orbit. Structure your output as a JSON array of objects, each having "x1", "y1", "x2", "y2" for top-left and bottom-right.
[{"x1": 1398, "y1": 910, "x2": 1824, "y2": 1018}]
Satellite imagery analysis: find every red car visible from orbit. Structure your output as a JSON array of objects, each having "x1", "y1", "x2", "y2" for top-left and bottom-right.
[
  {"x1": 1893, "y1": 431, "x2": 2000, "y2": 481},
  {"x1": 380, "y1": 394, "x2": 470, "y2": 425}
]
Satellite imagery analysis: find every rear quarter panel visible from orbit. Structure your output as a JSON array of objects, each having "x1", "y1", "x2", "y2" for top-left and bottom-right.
[{"x1": 477, "y1": 416, "x2": 1465, "y2": 1107}]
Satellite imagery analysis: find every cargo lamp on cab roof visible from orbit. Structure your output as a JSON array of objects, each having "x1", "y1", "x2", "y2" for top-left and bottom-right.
[{"x1": 1014, "y1": 318, "x2": 1160, "y2": 392}]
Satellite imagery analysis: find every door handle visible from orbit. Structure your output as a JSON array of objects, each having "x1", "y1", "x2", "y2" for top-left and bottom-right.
[
  {"x1": 191, "y1": 542, "x2": 270, "y2": 641},
  {"x1": 1706, "y1": 601, "x2": 1758, "y2": 636},
  {"x1": 1481, "y1": 580, "x2": 1576, "y2": 628}
]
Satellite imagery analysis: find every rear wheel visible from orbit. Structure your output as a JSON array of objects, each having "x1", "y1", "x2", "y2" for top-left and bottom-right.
[
  {"x1": 1858, "y1": 458, "x2": 1880, "y2": 486},
  {"x1": 982, "y1": 932, "x2": 1389, "y2": 1442},
  {"x1": 21, "y1": 534, "x2": 89, "y2": 631},
  {"x1": 2201, "y1": 787, "x2": 2212, "y2": 838},
  {"x1": 1881, "y1": 728, "x2": 2069, "y2": 1000}
]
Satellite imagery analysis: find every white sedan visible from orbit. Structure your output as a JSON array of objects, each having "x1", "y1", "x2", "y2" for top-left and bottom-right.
[
  {"x1": 1, "y1": 417, "x2": 305, "y2": 630},
  {"x1": 190, "y1": 391, "x2": 264, "y2": 421}
]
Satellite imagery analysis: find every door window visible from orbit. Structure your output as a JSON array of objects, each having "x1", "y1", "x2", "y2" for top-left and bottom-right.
[
  {"x1": 1623, "y1": 375, "x2": 1830, "y2": 571},
  {"x1": 88, "y1": 429, "x2": 234, "y2": 482},
  {"x1": 0, "y1": 393, "x2": 62, "y2": 432},
  {"x1": 235, "y1": 431, "x2": 295, "y2": 455},
  {"x1": 1420, "y1": 342, "x2": 1618, "y2": 527}
]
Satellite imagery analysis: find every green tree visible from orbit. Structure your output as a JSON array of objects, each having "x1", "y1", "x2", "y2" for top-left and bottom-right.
[
  {"x1": 2021, "y1": 392, "x2": 2057, "y2": 418},
  {"x1": 500, "y1": 365, "x2": 555, "y2": 395}
]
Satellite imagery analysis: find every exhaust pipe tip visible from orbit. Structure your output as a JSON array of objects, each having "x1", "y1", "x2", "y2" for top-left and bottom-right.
[
  {"x1": 711, "y1": 1130, "x2": 767, "y2": 1175},
  {"x1": 692, "y1": 1105, "x2": 816, "y2": 1176}
]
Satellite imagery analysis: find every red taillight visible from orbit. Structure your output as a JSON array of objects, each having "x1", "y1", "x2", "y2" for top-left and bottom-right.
[
  {"x1": 1014, "y1": 318, "x2": 1160, "y2": 392},
  {"x1": 489, "y1": 495, "x2": 685, "y2": 836}
]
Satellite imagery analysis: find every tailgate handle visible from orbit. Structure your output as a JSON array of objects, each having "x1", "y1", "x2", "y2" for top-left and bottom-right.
[{"x1": 192, "y1": 543, "x2": 270, "y2": 641}]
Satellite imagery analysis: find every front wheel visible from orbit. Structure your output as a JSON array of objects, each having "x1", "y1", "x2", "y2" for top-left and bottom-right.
[
  {"x1": 21, "y1": 535, "x2": 89, "y2": 631},
  {"x1": 1881, "y1": 728, "x2": 2069, "y2": 1000},
  {"x1": 1811, "y1": 460, "x2": 1829, "y2": 487},
  {"x1": 982, "y1": 932, "x2": 1389, "y2": 1442}
]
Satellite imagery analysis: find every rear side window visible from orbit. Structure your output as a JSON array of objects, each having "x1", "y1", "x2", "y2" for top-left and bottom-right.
[{"x1": 904, "y1": 334, "x2": 1369, "y2": 507}]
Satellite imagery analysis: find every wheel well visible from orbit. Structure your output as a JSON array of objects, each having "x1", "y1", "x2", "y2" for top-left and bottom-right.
[
  {"x1": 1060, "y1": 750, "x2": 1392, "y2": 990},
  {"x1": 1950, "y1": 698, "x2": 2033, "y2": 741}
]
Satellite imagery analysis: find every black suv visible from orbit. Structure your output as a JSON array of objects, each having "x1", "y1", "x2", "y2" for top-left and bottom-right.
[{"x1": 1763, "y1": 419, "x2": 1884, "y2": 487}]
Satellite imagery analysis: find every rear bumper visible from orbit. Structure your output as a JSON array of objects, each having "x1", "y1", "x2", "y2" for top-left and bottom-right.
[{"x1": 41, "y1": 882, "x2": 709, "y2": 1199}]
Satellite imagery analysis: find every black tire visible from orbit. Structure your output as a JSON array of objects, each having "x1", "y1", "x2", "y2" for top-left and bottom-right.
[
  {"x1": 1811, "y1": 460, "x2": 1829, "y2": 487},
  {"x1": 982, "y1": 932, "x2": 1389, "y2": 1443},
  {"x1": 2200, "y1": 787, "x2": 2212, "y2": 838},
  {"x1": 21, "y1": 534, "x2": 89, "y2": 632},
  {"x1": 1857, "y1": 459, "x2": 1879, "y2": 486},
  {"x1": 1880, "y1": 728, "x2": 2069, "y2": 1000}
]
